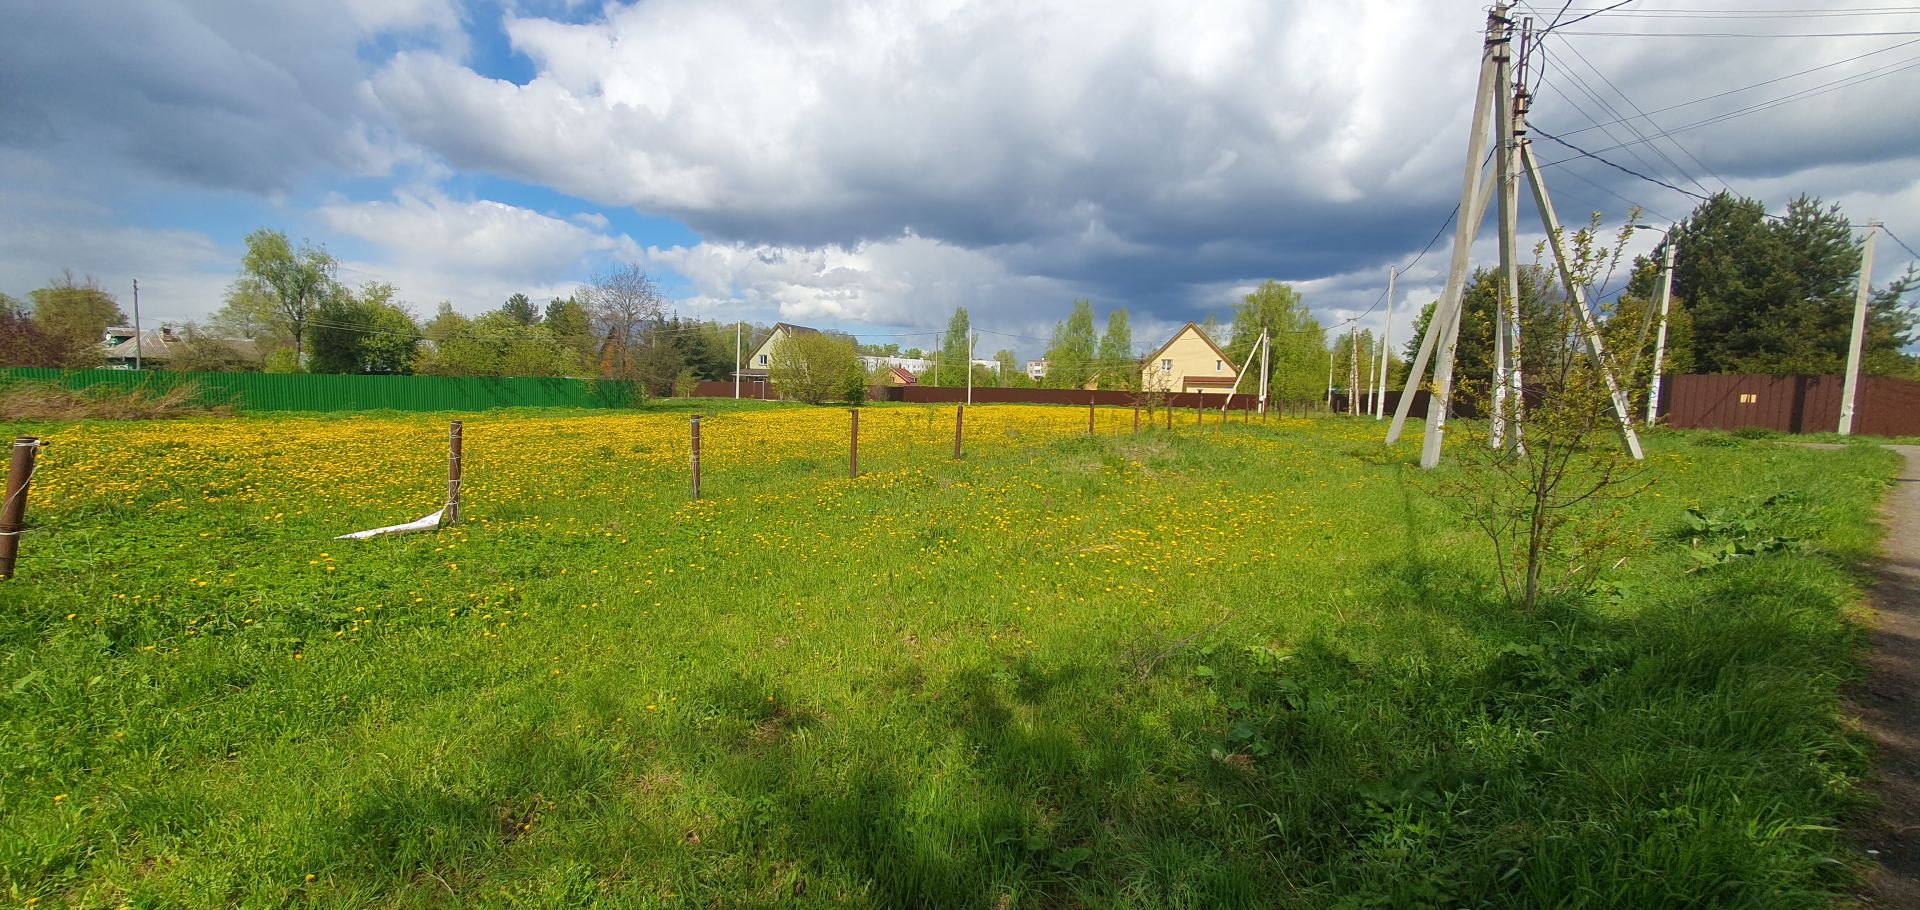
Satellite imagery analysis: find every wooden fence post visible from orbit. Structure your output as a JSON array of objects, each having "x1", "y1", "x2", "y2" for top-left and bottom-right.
[
  {"x1": 0, "y1": 437, "x2": 41, "y2": 580},
  {"x1": 690, "y1": 415, "x2": 702, "y2": 500},
  {"x1": 1089, "y1": 396, "x2": 1096, "y2": 435},
  {"x1": 444, "y1": 421, "x2": 462, "y2": 526},
  {"x1": 954, "y1": 404, "x2": 965, "y2": 459},
  {"x1": 849, "y1": 408, "x2": 859, "y2": 479},
  {"x1": 1133, "y1": 400, "x2": 1140, "y2": 433}
]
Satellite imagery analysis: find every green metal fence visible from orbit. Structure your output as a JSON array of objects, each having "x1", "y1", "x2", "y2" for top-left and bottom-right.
[{"x1": 0, "y1": 368, "x2": 648, "y2": 413}]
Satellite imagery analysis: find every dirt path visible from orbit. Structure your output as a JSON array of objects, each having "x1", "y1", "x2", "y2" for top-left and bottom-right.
[{"x1": 1857, "y1": 445, "x2": 1920, "y2": 907}]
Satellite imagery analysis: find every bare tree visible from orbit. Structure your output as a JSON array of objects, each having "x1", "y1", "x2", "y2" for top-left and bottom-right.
[{"x1": 579, "y1": 265, "x2": 665, "y2": 378}]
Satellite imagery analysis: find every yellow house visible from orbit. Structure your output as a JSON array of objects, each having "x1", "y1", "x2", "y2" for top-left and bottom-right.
[
  {"x1": 734, "y1": 322, "x2": 821, "y2": 381},
  {"x1": 1141, "y1": 323, "x2": 1238, "y2": 395}
]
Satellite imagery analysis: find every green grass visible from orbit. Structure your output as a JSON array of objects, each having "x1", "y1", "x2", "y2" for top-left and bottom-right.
[{"x1": 0, "y1": 409, "x2": 1901, "y2": 908}]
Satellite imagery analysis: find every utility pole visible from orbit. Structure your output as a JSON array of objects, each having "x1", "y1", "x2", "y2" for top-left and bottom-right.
[
  {"x1": 966, "y1": 329, "x2": 975, "y2": 406},
  {"x1": 733, "y1": 321, "x2": 742, "y2": 399},
  {"x1": 1645, "y1": 238, "x2": 1676, "y2": 425},
  {"x1": 1375, "y1": 266, "x2": 1394, "y2": 418},
  {"x1": 1490, "y1": 12, "x2": 1521, "y2": 451},
  {"x1": 1325, "y1": 328, "x2": 1337, "y2": 412},
  {"x1": 132, "y1": 278, "x2": 143, "y2": 371},
  {"x1": 1389, "y1": 5, "x2": 1503, "y2": 468},
  {"x1": 1519, "y1": 140, "x2": 1644, "y2": 460},
  {"x1": 1839, "y1": 220, "x2": 1880, "y2": 435},
  {"x1": 1347, "y1": 321, "x2": 1360, "y2": 415},
  {"x1": 1362, "y1": 332, "x2": 1374, "y2": 418},
  {"x1": 1259, "y1": 330, "x2": 1271, "y2": 415}
]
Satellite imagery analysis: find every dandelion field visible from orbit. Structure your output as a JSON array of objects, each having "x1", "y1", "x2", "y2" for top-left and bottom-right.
[{"x1": 0, "y1": 403, "x2": 1902, "y2": 908}]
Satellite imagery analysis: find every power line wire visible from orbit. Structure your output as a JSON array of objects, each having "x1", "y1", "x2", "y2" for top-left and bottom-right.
[{"x1": 1556, "y1": 29, "x2": 1920, "y2": 37}]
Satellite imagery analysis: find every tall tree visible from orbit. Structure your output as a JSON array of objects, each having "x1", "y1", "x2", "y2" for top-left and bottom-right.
[
  {"x1": 306, "y1": 282, "x2": 420, "y2": 375},
  {"x1": 993, "y1": 349, "x2": 1017, "y2": 387},
  {"x1": 234, "y1": 229, "x2": 337, "y2": 367},
  {"x1": 1400, "y1": 265, "x2": 1563, "y2": 395},
  {"x1": 501, "y1": 293, "x2": 539, "y2": 326},
  {"x1": 0, "y1": 300, "x2": 73, "y2": 368},
  {"x1": 1226, "y1": 281, "x2": 1325, "y2": 401},
  {"x1": 578, "y1": 265, "x2": 665, "y2": 378},
  {"x1": 1044, "y1": 300, "x2": 1098, "y2": 389},
  {"x1": 28, "y1": 270, "x2": 126, "y2": 365},
  {"x1": 1668, "y1": 192, "x2": 1915, "y2": 375},
  {"x1": 932, "y1": 308, "x2": 974, "y2": 387},
  {"x1": 768, "y1": 331, "x2": 864, "y2": 404},
  {"x1": 1096, "y1": 309, "x2": 1133, "y2": 389},
  {"x1": 208, "y1": 281, "x2": 293, "y2": 358}
]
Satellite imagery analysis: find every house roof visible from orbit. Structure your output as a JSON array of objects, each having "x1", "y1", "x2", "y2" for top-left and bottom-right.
[
  {"x1": 102, "y1": 328, "x2": 256, "y2": 362},
  {"x1": 1142, "y1": 323, "x2": 1237, "y2": 375},
  {"x1": 887, "y1": 366, "x2": 917, "y2": 384}
]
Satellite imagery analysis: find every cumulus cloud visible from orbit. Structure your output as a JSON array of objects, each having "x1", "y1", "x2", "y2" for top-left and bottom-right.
[
  {"x1": 365, "y1": 0, "x2": 1920, "y2": 334},
  {"x1": 319, "y1": 189, "x2": 640, "y2": 280},
  {"x1": 646, "y1": 232, "x2": 1084, "y2": 332}
]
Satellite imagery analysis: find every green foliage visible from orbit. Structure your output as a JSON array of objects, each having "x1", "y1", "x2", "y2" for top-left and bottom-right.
[
  {"x1": 927, "y1": 308, "x2": 974, "y2": 387},
  {"x1": 27, "y1": 271, "x2": 126, "y2": 366},
  {"x1": 415, "y1": 311, "x2": 585, "y2": 379},
  {"x1": 1096, "y1": 309, "x2": 1134, "y2": 389},
  {"x1": 500, "y1": 293, "x2": 538, "y2": 326},
  {"x1": 235, "y1": 228, "x2": 338, "y2": 364},
  {"x1": 1044, "y1": 300, "x2": 1098, "y2": 389},
  {"x1": 1226, "y1": 281, "x2": 1324, "y2": 400},
  {"x1": 1676, "y1": 492, "x2": 1812, "y2": 569},
  {"x1": 768, "y1": 330, "x2": 864, "y2": 403},
  {"x1": 307, "y1": 282, "x2": 420, "y2": 375},
  {"x1": 1670, "y1": 192, "x2": 1917, "y2": 376},
  {"x1": 1400, "y1": 265, "x2": 1562, "y2": 393}
]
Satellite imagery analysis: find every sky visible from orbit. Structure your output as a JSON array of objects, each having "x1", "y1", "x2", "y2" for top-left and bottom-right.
[{"x1": 2, "y1": 0, "x2": 1917, "y2": 361}]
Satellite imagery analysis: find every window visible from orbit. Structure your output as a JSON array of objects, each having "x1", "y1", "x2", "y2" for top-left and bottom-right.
[
  {"x1": 758, "y1": 353, "x2": 768, "y2": 366},
  {"x1": 1738, "y1": 393, "x2": 1757, "y2": 404},
  {"x1": 1161, "y1": 359, "x2": 1172, "y2": 371},
  {"x1": 1215, "y1": 359, "x2": 1222, "y2": 372}
]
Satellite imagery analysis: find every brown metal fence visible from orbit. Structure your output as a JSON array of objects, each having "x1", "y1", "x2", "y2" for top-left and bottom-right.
[{"x1": 1664, "y1": 374, "x2": 1920, "y2": 436}]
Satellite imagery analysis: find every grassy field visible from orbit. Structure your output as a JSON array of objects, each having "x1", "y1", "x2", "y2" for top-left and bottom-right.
[{"x1": 0, "y1": 402, "x2": 1900, "y2": 908}]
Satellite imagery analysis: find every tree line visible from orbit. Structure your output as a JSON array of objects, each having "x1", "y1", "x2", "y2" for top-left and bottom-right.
[{"x1": 1401, "y1": 193, "x2": 1919, "y2": 390}]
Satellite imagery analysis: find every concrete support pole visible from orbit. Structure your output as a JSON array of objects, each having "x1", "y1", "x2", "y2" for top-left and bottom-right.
[
  {"x1": 1839, "y1": 221, "x2": 1880, "y2": 435},
  {"x1": 1646, "y1": 240, "x2": 1677, "y2": 426}
]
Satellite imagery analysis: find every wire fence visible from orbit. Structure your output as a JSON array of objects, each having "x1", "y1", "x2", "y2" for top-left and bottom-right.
[{"x1": 0, "y1": 402, "x2": 1353, "y2": 580}]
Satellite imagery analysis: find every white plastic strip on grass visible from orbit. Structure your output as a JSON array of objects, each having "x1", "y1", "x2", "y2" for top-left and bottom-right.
[{"x1": 335, "y1": 509, "x2": 444, "y2": 540}]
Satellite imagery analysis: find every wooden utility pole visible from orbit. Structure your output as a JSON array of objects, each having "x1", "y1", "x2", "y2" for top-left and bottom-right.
[
  {"x1": 1839, "y1": 221, "x2": 1880, "y2": 435},
  {"x1": 0, "y1": 437, "x2": 41, "y2": 580},
  {"x1": 1646, "y1": 238, "x2": 1676, "y2": 425},
  {"x1": 444, "y1": 421, "x2": 463, "y2": 526}
]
